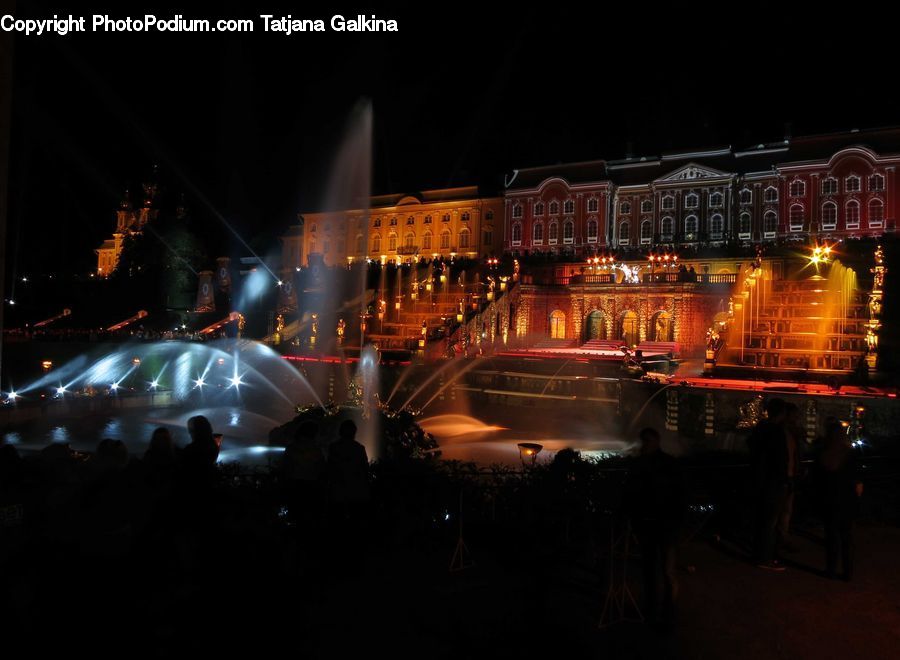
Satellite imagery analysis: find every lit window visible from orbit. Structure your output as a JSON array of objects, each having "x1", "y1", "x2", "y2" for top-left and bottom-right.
[
  {"x1": 661, "y1": 216, "x2": 674, "y2": 237},
  {"x1": 822, "y1": 202, "x2": 837, "y2": 230},
  {"x1": 846, "y1": 200, "x2": 860, "y2": 228},
  {"x1": 790, "y1": 204, "x2": 804, "y2": 231},
  {"x1": 869, "y1": 199, "x2": 884, "y2": 227}
]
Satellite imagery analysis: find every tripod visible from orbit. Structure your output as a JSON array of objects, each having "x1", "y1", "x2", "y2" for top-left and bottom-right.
[
  {"x1": 449, "y1": 488, "x2": 474, "y2": 572},
  {"x1": 599, "y1": 516, "x2": 643, "y2": 628}
]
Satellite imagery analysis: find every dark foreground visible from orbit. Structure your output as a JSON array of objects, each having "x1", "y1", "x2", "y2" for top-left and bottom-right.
[{"x1": 1, "y1": 449, "x2": 899, "y2": 659}]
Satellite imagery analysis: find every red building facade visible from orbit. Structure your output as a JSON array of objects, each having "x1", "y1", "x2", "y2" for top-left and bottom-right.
[
  {"x1": 503, "y1": 128, "x2": 900, "y2": 255},
  {"x1": 504, "y1": 161, "x2": 611, "y2": 258}
]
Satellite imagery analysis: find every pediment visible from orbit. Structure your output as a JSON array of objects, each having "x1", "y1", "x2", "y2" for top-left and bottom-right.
[{"x1": 657, "y1": 163, "x2": 731, "y2": 182}]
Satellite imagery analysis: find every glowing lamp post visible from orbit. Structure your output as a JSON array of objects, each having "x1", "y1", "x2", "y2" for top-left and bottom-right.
[
  {"x1": 517, "y1": 442, "x2": 543, "y2": 468},
  {"x1": 41, "y1": 360, "x2": 53, "y2": 373}
]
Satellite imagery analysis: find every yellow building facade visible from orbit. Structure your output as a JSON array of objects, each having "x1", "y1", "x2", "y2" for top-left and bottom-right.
[{"x1": 281, "y1": 187, "x2": 503, "y2": 269}]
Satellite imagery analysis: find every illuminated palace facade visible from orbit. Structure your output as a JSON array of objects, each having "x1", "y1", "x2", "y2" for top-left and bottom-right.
[
  {"x1": 281, "y1": 187, "x2": 503, "y2": 270},
  {"x1": 505, "y1": 128, "x2": 899, "y2": 353},
  {"x1": 504, "y1": 128, "x2": 899, "y2": 256},
  {"x1": 95, "y1": 178, "x2": 160, "y2": 276}
]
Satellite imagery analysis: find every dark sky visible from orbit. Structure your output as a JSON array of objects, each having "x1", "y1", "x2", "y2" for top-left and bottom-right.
[{"x1": 6, "y1": 2, "x2": 900, "y2": 276}]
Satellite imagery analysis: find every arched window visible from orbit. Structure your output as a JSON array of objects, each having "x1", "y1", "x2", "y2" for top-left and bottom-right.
[
  {"x1": 424, "y1": 215, "x2": 432, "y2": 224},
  {"x1": 533, "y1": 223, "x2": 544, "y2": 243},
  {"x1": 709, "y1": 192, "x2": 723, "y2": 208},
  {"x1": 822, "y1": 202, "x2": 837, "y2": 229},
  {"x1": 763, "y1": 211, "x2": 777, "y2": 235},
  {"x1": 620, "y1": 201, "x2": 632, "y2": 215},
  {"x1": 564, "y1": 200, "x2": 575, "y2": 214},
  {"x1": 404, "y1": 232, "x2": 415, "y2": 249},
  {"x1": 442, "y1": 213, "x2": 451, "y2": 223},
  {"x1": 549, "y1": 310, "x2": 566, "y2": 339},
  {"x1": 641, "y1": 199, "x2": 653, "y2": 213},
  {"x1": 790, "y1": 179, "x2": 805, "y2": 197},
  {"x1": 373, "y1": 217, "x2": 381, "y2": 228},
  {"x1": 790, "y1": 204, "x2": 804, "y2": 231},
  {"x1": 740, "y1": 188, "x2": 752, "y2": 205},
  {"x1": 588, "y1": 198, "x2": 599, "y2": 213},
  {"x1": 534, "y1": 202, "x2": 544, "y2": 216},
  {"x1": 389, "y1": 217, "x2": 398, "y2": 226},
  {"x1": 512, "y1": 223, "x2": 522, "y2": 244},
  {"x1": 563, "y1": 221, "x2": 574, "y2": 243},
  {"x1": 710, "y1": 214, "x2": 724, "y2": 238},
  {"x1": 661, "y1": 216, "x2": 674, "y2": 237},
  {"x1": 459, "y1": 228, "x2": 470, "y2": 249},
  {"x1": 587, "y1": 219, "x2": 598, "y2": 242},
  {"x1": 309, "y1": 223, "x2": 317, "y2": 233},
  {"x1": 406, "y1": 216, "x2": 415, "y2": 225},
  {"x1": 822, "y1": 177, "x2": 838, "y2": 195},
  {"x1": 483, "y1": 226, "x2": 493, "y2": 246},
  {"x1": 388, "y1": 233, "x2": 398, "y2": 251},
  {"x1": 845, "y1": 175, "x2": 861, "y2": 193},
  {"x1": 662, "y1": 195, "x2": 675, "y2": 210},
  {"x1": 764, "y1": 186, "x2": 778, "y2": 203},
  {"x1": 549, "y1": 201, "x2": 559, "y2": 214},
  {"x1": 869, "y1": 198, "x2": 884, "y2": 226},
  {"x1": 512, "y1": 205, "x2": 523, "y2": 219},
  {"x1": 869, "y1": 174, "x2": 885, "y2": 192},
  {"x1": 422, "y1": 231, "x2": 432, "y2": 250},
  {"x1": 619, "y1": 221, "x2": 630, "y2": 245},
  {"x1": 640, "y1": 220, "x2": 652, "y2": 243},
  {"x1": 684, "y1": 193, "x2": 699, "y2": 209},
  {"x1": 355, "y1": 234, "x2": 364, "y2": 254},
  {"x1": 684, "y1": 215, "x2": 698, "y2": 235},
  {"x1": 372, "y1": 234, "x2": 381, "y2": 252},
  {"x1": 548, "y1": 222, "x2": 558, "y2": 243},
  {"x1": 309, "y1": 238, "x2": 317, "y2": 254},
  {"x1": 846, "y1": 200, "x2": 860, "y2": 228},
  {"x1": 440, "y1": 230, "x2": 451, "y2": 249},
  {"x1": 461, "y1": 212, "x2": 470, "y2": 222},
  {"x1": 739, "y1": 213, "x2": 751, "y2": 236}
]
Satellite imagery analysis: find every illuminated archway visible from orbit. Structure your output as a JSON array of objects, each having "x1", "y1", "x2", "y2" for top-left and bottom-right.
[
  {"x1": 650, "y1": 311, "x2": 673, "y2": 342},
  {"x1": 585, "y1": 310, "x2": 606, "y2": 340},
  {"x1": 619, "y1": 310, "x2": 639, "y2": 347},
  {"x1": 549, "y1": 310, "x2": 566, "y2": 339}
]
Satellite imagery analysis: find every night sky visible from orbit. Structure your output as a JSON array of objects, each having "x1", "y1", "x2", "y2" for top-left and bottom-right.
[{"x1": 6, "y1": 3, "x2": 900, "y2": 276}]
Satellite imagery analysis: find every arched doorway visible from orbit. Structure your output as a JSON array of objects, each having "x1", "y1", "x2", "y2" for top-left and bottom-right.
[
  {"x1": 585, "y1": 310, "x2": 606, "y2": 340},
  {"x1": 549, "y1": 310, "x2": 566, "y2": 339},
  {"x1": 619, "y1": 310, "x2": 639, "y2": 347},
  {"x1": 651, "y1": 311, "x2": 673, "y2": 341}
]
